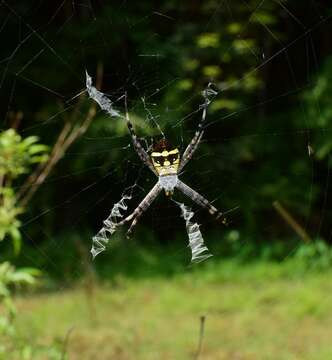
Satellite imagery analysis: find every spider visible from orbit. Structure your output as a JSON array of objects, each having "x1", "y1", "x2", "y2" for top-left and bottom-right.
[{"x1": 117, "y1": 94, "x2": 227, "y2": 235}]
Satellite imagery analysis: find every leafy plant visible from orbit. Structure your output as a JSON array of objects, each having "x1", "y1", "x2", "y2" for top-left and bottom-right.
[
  {"x1": 294, "y1": 240, "x2": 332, "y2": 270},
  {"x1": 0, "y1": 129, "x2": 63, "y2": 358},
  {"x1": 0, "y1": 262, "x2": 40, "y2": 338},
  {"x1": 0, "y1": 128, "x2": 49, "y2": 252},
  {"x1": 0, "y1": 187, "x2": 22, "y2": 254},
  {"x1": 0, "y1": 129, "x2": 49, "y2": 178},
  {"x1": 0, "y1": 262, "x2": 63, "y2": 359}
]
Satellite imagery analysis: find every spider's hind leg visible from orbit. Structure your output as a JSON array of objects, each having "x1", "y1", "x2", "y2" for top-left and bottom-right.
[
  {"x1": 176, "y1": 180, "x2": 227, "y2": 225},
  {"x1": 117, "y1": 182, "x2": 162, "y2": 237}
]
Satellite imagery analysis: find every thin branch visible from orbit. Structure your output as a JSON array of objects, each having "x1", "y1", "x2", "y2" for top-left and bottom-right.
[
  {"x1": 74, "y1": 237, "x2": 98, "y2": 323},
  {"x1": 61, "y1": 326, "x2": 74, "y2": 360},
  {"x1": 194, "y1": 315, "x2": 206, "y2": 360},
  {"x1": 17, "y1": 63, "x2": 103, "y2": 208},
  {"x1": 8, "y1": 110, "x2": 23, "y2": 130},
  {"x1": 17, "y1": 121, "x2": 72, "y2": 201},
  {"x1": 273, "y1": 200, "x2": 311, "y2": 242},
  {"x1": 17, "y1": 120, "x2": 73, "y2": 207}
]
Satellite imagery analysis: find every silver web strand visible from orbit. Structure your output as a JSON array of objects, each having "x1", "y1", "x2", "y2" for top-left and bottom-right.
[
  {"x1": 85, "y1": 71, "x2": 120, "y2": 117},
  {"x1": 175, "y1": 201, "x2": 213, "y2": 263},
  {"x1": 91, "y1": 194, "x2": 131, "y2": 258}
]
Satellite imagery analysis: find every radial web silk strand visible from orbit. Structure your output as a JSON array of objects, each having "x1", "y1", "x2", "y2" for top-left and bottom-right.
[
  {"x1": 91, "y1": 195, "x2": 131, "y2": 258},
  {"x1": 176, "y1": 201, "x2": 213, "y2": 263},
  {"x1": 85, "y1": 71, "x2": 121, "y2": 117}
]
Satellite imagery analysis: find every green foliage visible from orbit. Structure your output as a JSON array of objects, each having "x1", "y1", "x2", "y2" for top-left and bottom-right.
[
  {"x1": 0, "y1": 262, "x2": 52, "y2": 359},
  {"x1": 196, "y1": 32, "x2": 220, "y2": 48},
  {"x1": 0, "y1": 129, "x2": 49, "y2": 251},
  {"x1": 0, "y1": 187, "x2": 22, "y2": 252},
  {"x1": 0, "y1": 262, "x2": 40, "y2": 334},
  {"x1": 162, "y1": 1, "x2": 279, "y2": 112},
  {"x1": 20, "y1": 227, "x2": 332, "y2": 283},
  {"x1": 0, "y1": 264, "x2": 63, "y2": 359},
  {"x1": 0, "y1": 130, "x2": 60, "y2": 358},
  {"x1": 0, "y1": 129, "x2": 49, "y2": 178},
  {"x1": 294, "y1": 240, "x2": 332, "y2": 270}
]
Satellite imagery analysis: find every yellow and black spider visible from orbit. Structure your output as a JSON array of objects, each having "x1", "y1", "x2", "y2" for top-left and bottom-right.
[
  {"x1": 116, "y1": 94, "x2": 227, "y2": 235},
  {"x1": 86, "y1": 73, "x2": 227, "y2": 236}
]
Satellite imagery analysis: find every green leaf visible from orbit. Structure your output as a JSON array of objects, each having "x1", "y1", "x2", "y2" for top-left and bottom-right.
[
  {"x1": 28, "y1": 144, "x2": 49, "y2": 155},
  {"x1": 227, "y1": 22, "x2": 242, "y2": 34},
  {"x1": 21, "y1": 135, "x2": 39, "y2": 147},
  {"x1": 202, "y1": 65, "x2": 221, "y2": 78},
  {"x1": 233, "y1": 39, "x2": 256, "y2": 54},
  {"x1": 9, "y1": 228, "x2": 21, "y2": 256},
  {"x1": 252, "y1": 12, "x2": 277, "y2": 25},
  {"x1": 30, "y1": 154, "x2": 49, "y2": 163},
  {"x1": 17, "y1": 267, "x2": 42, "y2": 277},
  {"x1": 177, "y1": 79, "x2": 193, "y2": 90},
  {"x1": 196, "y1": 33, "x2": 220, "y2": 48}
]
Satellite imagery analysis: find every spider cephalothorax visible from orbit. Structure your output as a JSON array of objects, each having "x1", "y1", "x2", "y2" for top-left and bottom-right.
[{"x1": 150, "y1": 139, "x2": 180, "y2": 177}]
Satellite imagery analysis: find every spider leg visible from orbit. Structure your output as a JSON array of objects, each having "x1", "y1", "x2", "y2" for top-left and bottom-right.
[
  {"x1": 178, "y1": 98, "x2": 209, "y2": 172},
  {"x1": 124, "y1": 94, "x2": 158, "y2": 176},
  {"x1": 117, "y1": 182, "x2": 162, "y2": 235},
  {"x1": 176, "y1": 180, "x2": 227, "y2": 224}
]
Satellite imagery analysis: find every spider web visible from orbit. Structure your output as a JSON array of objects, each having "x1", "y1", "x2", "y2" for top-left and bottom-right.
[{"x1": 0, "y1": 0, "x2": 331, "y2": 278}]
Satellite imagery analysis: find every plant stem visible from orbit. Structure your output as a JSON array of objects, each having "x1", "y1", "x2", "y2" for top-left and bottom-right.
[
  {"x1": 273, "y1": 200, "x2": 311, "y2": 242},
  {"x1": 194, "y1": 315, "x2": 206, "y2": 360}
]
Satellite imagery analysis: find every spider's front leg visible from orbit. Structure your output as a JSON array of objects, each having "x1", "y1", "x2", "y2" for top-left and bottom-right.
[
  {"x1": 176, "y1": 180, "x2": 227, "y2": 224},
  {"x1": 117, "y1": 182, "x2": 162, "y2": 236},
  {"x1": 179, "y1": 86, "x2": 218, "y2": 172},
  {"x1": 178, "y1": 101, "x2": 207, "y2": 172},
  {"x1": 124, "y1": 95, "x2": 158, "y2": 176}
]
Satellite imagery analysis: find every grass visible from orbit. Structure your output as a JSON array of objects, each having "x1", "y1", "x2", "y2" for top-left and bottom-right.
[{"x1": 14, "y1": 259, "x2": 332, "y2": 360}]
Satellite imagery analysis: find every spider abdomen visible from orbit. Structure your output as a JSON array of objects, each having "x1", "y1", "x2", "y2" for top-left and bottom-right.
[{"x1": 158, "y1": 174, "x2": 178, "y2": 196}]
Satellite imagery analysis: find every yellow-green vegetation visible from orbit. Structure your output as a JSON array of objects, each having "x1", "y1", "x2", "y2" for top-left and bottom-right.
[
  {"x1": 0, "y1": 128, "x2": 49, "y2": 252},
  {"x1": 14, "y1": 261, "x2": 332, "y2": 360}
]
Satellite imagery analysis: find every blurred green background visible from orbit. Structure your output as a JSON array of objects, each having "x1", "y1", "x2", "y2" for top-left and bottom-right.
[{"x1": 1, "y1": 1, "x2": 332, "y2": 358}]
